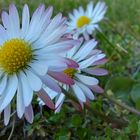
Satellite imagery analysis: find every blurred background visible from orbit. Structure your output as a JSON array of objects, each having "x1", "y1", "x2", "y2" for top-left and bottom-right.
[{"x1": 0, "y1": 0, "x2": 140, "y2": 139}]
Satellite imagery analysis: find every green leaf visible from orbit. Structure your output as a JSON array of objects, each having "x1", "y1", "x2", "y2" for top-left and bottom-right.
[
  {"x1": 130, "y1": 84, "x2": 140, "y2": 102},
  {"x1": 105, "y1": 76, "x2": 135, "y2": 103},
  {"x1": 106, "y1": 76, "x2": 135, "y2": 93},
  {"x1": 54, "y1": 128, "x2": 70, "y2": 140},
  {"x1": 71, "y1": 114, "x2": 82, "y2": 127}
]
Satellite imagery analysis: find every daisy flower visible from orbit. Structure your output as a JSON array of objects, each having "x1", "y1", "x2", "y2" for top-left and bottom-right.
[
  {"x1": 39, "y1": 38, "x2": 108, "y2": 112},
  {"x1": 0, "y1": 4, "x2": 77, "y2": 125},
  {"x1": 67, "y1": 1, "x2": 107, "y2": 39}
]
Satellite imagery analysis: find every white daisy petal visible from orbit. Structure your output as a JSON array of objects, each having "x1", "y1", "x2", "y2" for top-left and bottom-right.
[
  {"x1": 0, "y1": 74, "x2": 18, "y2": 111},
  {"x1": 19, "y1": 72, "x2": 33, "y2": 107},
  {"x1": 25, "y1": 4, "x2": 45, "y2": 42},
  {"x1": 76, "y1": 81, "x2": 95, "y2": 100},
  {"x1": 25, "y1": 69, "x2": 42, "y2": 91},
  {"x1": 41, "y1": 40, "x2": 78, "y2": 54},
  {"x1": 1, "y1": 11, "x2": 10, "y2": 30},
  {"x1": 87, "y1": 24, "x2": 96, "y2": 34},
  {"x1": 86, "y1": 1, "x2": 94, "y2": 16},
  {"x1": 92, "y1": 2, "x2": 107, "y2": 23},
  {"x1": 73, "y1": 9, "x2": 80, "y2": 17},
  {"x1": 21, "y1": 4, "x2": 30, "y2": 38},
  {"x1": 79, "y1": 54, "x2": 106, "y2": 69},
  {"x1": 55, "y1": 93, "x2": 65, "y2": 109},
  {"x1": 67, "y1": 38, "x2": 83, "y2": 58},
  {"x1": 39, "y1": 26, "x2": 67, "y2": 47},
  {"x1": 0, "y1": 74, "x2": 7, "y2": 96},
  {"x1": 32, "y1": 6, "x2": 53, "y2": 42},
  {"x1": 72, "y1": 83, "x2": 86, "y2": 102},
  {"x1": 73, "y1": 39, "x2": 98, "y2": 61},
  {"x1": 1, "y1": 12, "x2": 13, "y2": 39},
  {"x1": 45, "y1": 55, "x2": 79, "y2": 71},
  {"x1": 55, "y1": 103, "x2": 64, "y2": 113},
  {"x1": 17, "y1": 84, "x2": 25, "y2": 118},
  {"x1": 0, "y1": 25, "x2": 8, "y2": 44},
  {"x1": 38, "y1": 13, "x2": 63, "y2": 44},
  {"x1": 44, "y1": 86, "x2": 58, "y2": 99},
  {"x1": 76, "y1": 74, "x2": 99, "y2": 86},
  {"x1": 9, "y1": 4, "x2": 20, "y2": 37},
  {"x1": 29, "y1": 61, "x2": 48, "y2": 76},
  {"x1": 79, "y1": 6, "x2": 84, "y2": 15},
  {"x1": 41, "y1": 6, "x2": 53, "y2": 25}
]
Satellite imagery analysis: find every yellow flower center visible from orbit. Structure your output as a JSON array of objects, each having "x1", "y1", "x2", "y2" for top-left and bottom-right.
[
  {"x1": 63, "y1": 68, "x2": 77, "y2": 78},
  {"x1": 77, "y1": 16, "x2": 91, "y2": 28},
  {"x1": 0, "y1": 39, "x2": 33, "y2": 74}
]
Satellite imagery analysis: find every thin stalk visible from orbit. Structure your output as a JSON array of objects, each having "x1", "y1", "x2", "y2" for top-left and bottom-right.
[
  {"x1": 103, "y1": 94, "x2": 140, "y2": 116},
  {"x1": 97, "y1": 31, "x2": 121, "y2": 54},
  {"x1": 8, "y1": 117, "x2": 15, "y2": 140}
]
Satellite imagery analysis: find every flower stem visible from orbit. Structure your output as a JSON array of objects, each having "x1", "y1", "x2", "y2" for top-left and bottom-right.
[
  {"x1": 103, "y1": 94, "x2": 140, "y2": 116},
  {"x1": 8, "y1": 116, "x2": 15, "y2": 140}
]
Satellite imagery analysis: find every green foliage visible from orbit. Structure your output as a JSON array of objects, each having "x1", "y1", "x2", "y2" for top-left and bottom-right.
[{"x1": 1, "y1": 0, "x2": 140, "y2": 139}]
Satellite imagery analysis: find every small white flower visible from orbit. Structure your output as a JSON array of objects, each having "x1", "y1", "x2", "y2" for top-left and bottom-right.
[
  {"x1": 0, "y1": 4, "x2": 77, "y2": 125},
  {"x1": 67, "y1": 1, "x2": 107, "y2": 39}
]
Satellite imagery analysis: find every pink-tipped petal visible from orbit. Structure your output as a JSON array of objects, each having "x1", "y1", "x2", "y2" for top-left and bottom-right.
[
  {"x1": 92, "y1": 58, "x2": 108, "y2": 66},
  {"x1": 37, "y1": 89, "x2": 55, "y2": 110},
  {"x1": 89, "y1": 85, "x2": 104, "y2": 93},
  {"x1": 40, "y1": 75, "x2": 61, "y2": 93},
  {"x1": 71, "y1": 101, "x2": 83, "y2": 112},
  {"x1": 85, "y1": 98, "x2": 91, "y2": 107},
  {"x1": 83, "y1": 68, "x2": 108, "y2": 76},
  {"x1": 24, "y1": 104, "x2": 34, "y2": 123},
  {"x1": 48, "y1": 71, "x2": 75, "y2": 85},
  {"x1": 64, "y1": 58, "x2": 79, "y2": 68},
  {"x1": 4, "y1": 104, "x2": 11, "y2": 125}
]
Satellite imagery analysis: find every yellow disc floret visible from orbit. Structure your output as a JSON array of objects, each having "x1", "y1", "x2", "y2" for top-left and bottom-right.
[
  {"x1": 0, "y1": 39, "x2": 33, "y2": 74},
  {"x1": 77, "y1": 16, "x2": 91, "y2": 28},
  {"x1": 63, "y1": 68, "x2": 77, "y2": 78}
]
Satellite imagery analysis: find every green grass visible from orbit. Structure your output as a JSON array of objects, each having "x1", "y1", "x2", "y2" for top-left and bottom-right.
[{"x1": 0, "y1": 0, "x2": 140, "y2": 139}]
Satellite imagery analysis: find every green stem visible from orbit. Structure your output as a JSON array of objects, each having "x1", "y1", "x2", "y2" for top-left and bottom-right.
[
  {"x1": 8, "y1": 116, "x2": 15, "y2": 140},
  {"x1": 103, "y1": 94, "x2": 140, "y2": 116}
]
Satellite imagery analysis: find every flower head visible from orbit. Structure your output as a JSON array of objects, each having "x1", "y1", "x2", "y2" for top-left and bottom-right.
[
  {"x1": 67, "y1": 1, "x2": 107, "y2": 39},
  {"x1": 40, "y1": 38, "x2": 108, "y2": 112},
  {"x1": 0, "y1": 4, "x2": 77, "y2": 125}
]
